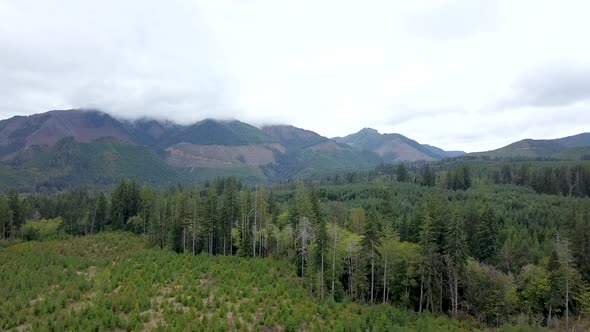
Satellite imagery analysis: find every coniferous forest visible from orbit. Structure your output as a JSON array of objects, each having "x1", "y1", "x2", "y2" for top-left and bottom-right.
[{"x1": 1, "y1": 160, "x2": 590, "y2": 331}]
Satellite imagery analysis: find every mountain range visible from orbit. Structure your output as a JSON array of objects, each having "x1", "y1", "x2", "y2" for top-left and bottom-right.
[
  {"x1": 469, "y1": 133, "x2": 590, "y2": 160},
  {"x1": 0, "y1": 109, "x2": 588, "y2": 190}
]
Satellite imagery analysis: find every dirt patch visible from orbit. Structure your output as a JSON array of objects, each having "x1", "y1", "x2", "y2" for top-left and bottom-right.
[
  {"x1": 29, "y1": 296, "x2": 44, "y2": 305},
  {"x1": 142, "y1": 309, "x2": 164, "y2": 332},
  {"x1": 375, "y1": 139, "x2": 436, "y2": 162},
  {"x1": 15, "y1": 323, "x2": 31, "y2": 332},
  {"x1": 166, "y1": 143, "x2": 285, "y2": 168},
  {"x1": 76, "y1": 266, "x2": 97, "y2": 280}
]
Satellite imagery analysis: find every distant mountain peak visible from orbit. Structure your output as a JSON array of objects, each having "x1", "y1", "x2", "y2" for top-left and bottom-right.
[
  {"x1": 334, "y1": 127, "x2": 464, "y2": 162},
  {"x1": 262, "y1": 124, "x2": 328, "y2": 149},
  {"x1": 360, "y1": 127, "x2": 379, "y2": 133}
]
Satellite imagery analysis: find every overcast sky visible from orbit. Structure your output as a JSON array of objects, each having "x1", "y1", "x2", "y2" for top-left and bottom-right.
[{"x1": 1, "y1": 0, "x2": 589, "y2": 152}]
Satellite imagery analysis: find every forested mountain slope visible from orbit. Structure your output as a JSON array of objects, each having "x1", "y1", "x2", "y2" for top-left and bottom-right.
[
  {"x1": 472, "y1": 133, "x2": 590, "y2": 159},
  {"x1": 0, "y1": 109, "x2": 588, "y2": 190},
  {"x1": 0, "y1": 110, "x2": 451, "y2": 189}
]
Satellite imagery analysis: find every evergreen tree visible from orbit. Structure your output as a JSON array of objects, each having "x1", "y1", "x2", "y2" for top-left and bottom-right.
[
  {"x1": 138, "y1": 186, "x2": 156, "y2": 235},
  {"x1": 422, "y1": 164, "x2": 436, "y2": 187},
  {"x1": 419, "y1": 211, "x2": 439, "y2": 313},
  {"x1": 170, "y1": 212, "x2": 184, "y2": 253},
  {"x1": 205, "y1": 187, "x2": 219, "y2": 254},
  {"x1": 221, "y1": 177, "x2": 240, "y2": 255},
  {"x1": 378, "y1": 222, "x2": 399, "y2": 304},
  {"x1": 444, "y1": 210, "x2": 468, "y2": 316},
  {"x1": 475, "y1": 205, "x2": 499, "y2": 262},
  {"x1": 91, "y1": 192, "x2": 108, "y2": 234},
  {"x1": 7, "y1": 189, "x2": 23, "y2": 237},
  {"x1": 555, "y1": 235, "x2": 575, "y2": 331},
  {"x1": 547, "y1": 250, "x2": 563, "y2": 327},
  {"x1": 238, "y1": 189, "x2": 253, "y2": 257},
  {"x1": 0, "y1": 194, "x2": 11, "y2": 239},
  {"x1": 396, "y1": 163, "x2": 409, "y2": 182},
  {"x1": 311, "y1": 188, "x2": 328, "y2": 300},
  {"x1": 362, "y1": 207, "x2": 382, "y2": 304},
  {"x1": 109, "y1": 179, "x2": 129, "y2": 230},
  {"x1": 570, "y1": 209, "x2": 590, "y2": 280}
]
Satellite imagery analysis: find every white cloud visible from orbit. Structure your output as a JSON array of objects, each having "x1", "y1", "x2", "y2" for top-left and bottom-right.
[{"x1": 1, "y1": 0, "x2": 590, "y2": 151}]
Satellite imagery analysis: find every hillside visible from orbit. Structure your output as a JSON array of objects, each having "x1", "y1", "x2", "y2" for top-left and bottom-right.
[
  {"x1": 556, "y1": 132, "x2": 590, "y2": 148},
  {"x1": 0, "y1": 111, "x2": 400, "y2": 187},
  {"x1": 260, "y1": 125, "x2": 382, "y2": 179},
  {"x1": 4, "y1": 109, "x2": 588, "y2": 188},
  {"x1": 0, "y1": 233, "x2": 474, "y2": 331},
  {"x1": 471, "y1": 133, "x2": 590, "y2": 160},
  {"x1": 334, "y1": 128, "x2": 463, "y2": 162},
  {"x1": 0, "y1": 110, "x2": 133, "y2": 162},
  {"x1": 553, "y1": 146, "x2": 590, "y2": 160},
  {"x1": 262, "y1": 124, "x2": 328, "y2": 149},
  {"x1": 16, "y1": 137, "x2": 187, "y2": 191},
  {"x1": 162, "y1": 119, "x2": 276, "y2": 146}
]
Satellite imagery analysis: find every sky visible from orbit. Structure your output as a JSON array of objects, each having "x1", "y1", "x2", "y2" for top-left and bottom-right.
[{"x1": 1, "y1": 0, "x2": 589, "y2": 152}]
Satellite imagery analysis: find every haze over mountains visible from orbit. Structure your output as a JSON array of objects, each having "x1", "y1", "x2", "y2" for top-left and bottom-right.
[{"x1": 0, "y1": 109, "x2": 588, "y2": 190}]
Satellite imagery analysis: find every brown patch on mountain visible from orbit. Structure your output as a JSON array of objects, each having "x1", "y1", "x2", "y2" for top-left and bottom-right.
[
  {"x1": 166, "y1": 143, "x2": 286, "y2": 168},
  {"x1": 374, "y1": 138, "x2": 437, "y2": 162}
]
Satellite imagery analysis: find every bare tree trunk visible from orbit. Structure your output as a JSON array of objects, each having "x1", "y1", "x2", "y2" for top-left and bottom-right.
[
  {"x1": 565, "y1": 277, "x2": 569, "y2": 331},
  {"x1": 383, "y1": 253, "x2": 387, "y2": 303},
  {"x1": 253, "y1": 186, "x2": 257, "y2": 258},
  {"x1": 259, "y1": 226, "x2": 263, "y2": 257},
  {"x1": 90, "y1": 206, "x2": 97, "y2": 235},
  {"x1": 419, "y1": 269, "x2": 424, "y2": 313},
  {"x1": 301, "y1": 246, "x2": 305, "y2": 277},
  {"x1": 192, "y1": 231, "x2": 196, "y2": 254},
  {"x1": 192, "y1": 203, "x2": 197, "y2": 254},
  {"x1": 347, "y1": 244, "x2": 353, "y2": 296},
  {"x1": 264, "y1": 218, "x2": 269, "y2": 257},
  {"x1": 438, "y1": 273, "x2": 443, "y2": 313},
  {"x1": 454, "y1": 271, "x2": 459, "y2": 316},
  {"x1": 370, "y1": 240, "x2": 375, "y2": 304},
  {"x1": 321, "y1": 250, "x2": 324, "y2": 301},
  {"x1": 207, "y1": 231, "x2": 213, "y2": 255},
  {"x1": 332, "y1": 225, "x2": 337, "y2": 299}
]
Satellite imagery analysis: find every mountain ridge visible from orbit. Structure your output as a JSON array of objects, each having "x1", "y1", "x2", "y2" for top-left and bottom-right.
[
  {"x1": 470, "y1": 133, "x2": 590, "y2": 159},
  {"x1": 1, "y1": 109, "x2": 588, "y2": 190},
  {"x1": 333, "y1": 127, "x2": 464, "y2": 162}
]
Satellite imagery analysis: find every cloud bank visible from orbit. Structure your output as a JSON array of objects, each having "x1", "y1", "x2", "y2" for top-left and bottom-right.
[{"x1": 1, "y1": 0, "x2": 590, "y2": 152}]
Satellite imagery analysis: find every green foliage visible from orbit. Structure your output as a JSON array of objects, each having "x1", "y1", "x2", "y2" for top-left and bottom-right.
[
  {"x1": 0, "y1": 233, "x2": 478, "y2": 331},
  {"x1": 3, "y1": 165, "x2": 590, "y2": 330},
  {"x1": 475, "y1": 205, "x2": 499, "y2": 262},
  {"x1": 446, "y1": 164, "x2": 472, "y2": 190},
  {"x1": 397, "y1": 163, "x2": 410, "y2": 182},
  {"x1": 465, "y1": 259, "x2": 519, "y2": 325},
  {"x1": 164, "y1": 119, "x2": 275, "y2": 146},
  {"x1": 3, "y1": 137, "x2": 190, "y2": 191},
  {"x1": 22, "y1": 218, "x2": 63, "y2": 240}
]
